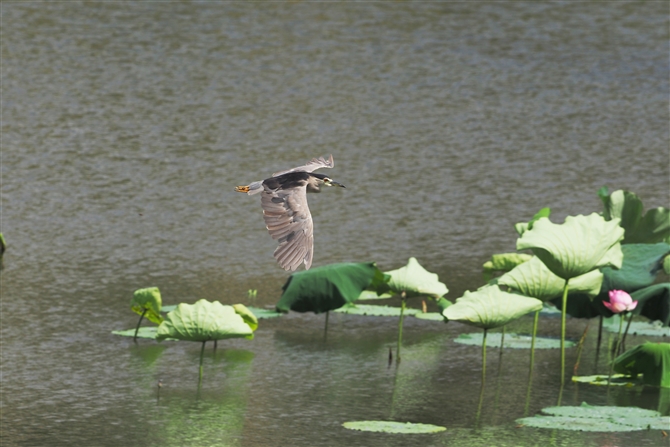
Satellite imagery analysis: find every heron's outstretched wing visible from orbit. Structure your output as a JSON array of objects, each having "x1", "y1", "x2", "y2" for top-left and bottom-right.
[
  {"x1": 272, "y1": 154, "x2": 334, "y2": 177},
  {"x1": 260, "y1": 185, "x2": 314, "y2": 271}
]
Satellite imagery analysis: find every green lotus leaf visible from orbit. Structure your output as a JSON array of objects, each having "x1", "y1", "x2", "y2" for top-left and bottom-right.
[
  {"x1": 515, "y1": 207, "x2": 551, "y2": 236},
  {"x1": 516, "y1": 213, "x2": 624, "y2": 280},
  {"x1": 276, "y1": 262, "x2": 389, "y2": 314},
  {"x1": 572, "y1": 374, "x2": 642, "y2": 386},
  {"x1": 454, "y1": 332, "x2": 573, "y2": 349},
  {"x1": 161, "y1": 304, "x2": 177, "y2": 313},
  {"x1": 245, "y1": 306, "x2": 284, "y2": 319},
  {"x1": 599, "y1": 187, "x2": 670, "y2": 244},
  {"x1": 498, "y1": 256, "x2": 603, "y2": 302},
  {"x1": 156, "y1": 299, "x2": 255, "y2": 342},
  {"x1": 342, "y1": 420, "x2": 446, "y2": 434},
  {"x1": 414, "y1": 312, "x2": 445, "y2": 321},
  {"x1": 112, "y1": 327, "x2": 178, "y2": 341},
  {"x1": 482, "y1": 253, "x2": 533, "y2": 282},
  {"x1": 0, "y1": 233, "x2": 6, "y2": 254},
  {"x1": 517, "y1": 402, "x2": 667, "y2": 431},
  {"x1": 664, "y1": 254, "x2": 670, "y2": 275},
  {"x1": 131, "y1": 287, "x2": 164, "y2": 325},
  {"x1": 613, "y1": 342, "x2": 670, "y2": 388},
  {"x1": 630, "y1": 283, "x2": 670, "y2": 327},
  {"x1": 600, "y1": 243, "x2": 670, "y2": 293},
  {"x1": 356, "y1": 290, "x2": 394, "y2": 300},
  {"x1": 232, "y1": 304, "x2": 259, "y2": 332},
  {"x1": 334, "y1": 304, "x2": 421, "y2": 317},
  {"x1": 382, "y1": 257, "x2": 448, "y2": 298},
  {"x1": 442, "y1": 285, "x2": 543, "y2": 330}
]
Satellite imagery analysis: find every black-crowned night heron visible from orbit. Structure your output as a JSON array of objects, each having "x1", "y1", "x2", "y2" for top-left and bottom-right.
[{"x1": 235, "y1": 155, "x2": 345, "y2": 271}]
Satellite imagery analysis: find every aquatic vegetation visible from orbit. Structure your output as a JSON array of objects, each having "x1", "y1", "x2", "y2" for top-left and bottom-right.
[
  {"x1": 517, "y1": 402, "x2": 668, "y2": 432},
  {"x1": 376, "y1": 257, "x2": 449, "y2": 361},
  {"x1": 454, "y1": 332, "x2": 573, "y2": 349},
  {"x1": 130, "y1": 287, "x2": 164, "y2": 342},
  {"x1": 482, "y1": 252, "x2": 533, "y2": 282},
  {"x1": 517, "y1": 213, "x2": 624, "y2": 385},
  {"x1": 613, "y1": 342, "x2": 670, "y2": 388},
  {"x1": 156, "y1": 300, "x2": 257, "y2": 383},
  {"x1": 342, "y1": 420, "x2": 446, "y2": 434},
  {"x1": 598, "y1": 187, "x2": 670, "y2": 244}
]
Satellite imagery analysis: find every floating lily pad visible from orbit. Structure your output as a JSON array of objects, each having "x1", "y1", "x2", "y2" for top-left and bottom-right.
[
  {"x1": 414, "y1": 312, "x2": 445, "y2": 321},
  {"x1": 356, "y1": 290, "x2": 394, "y2": 300},
  {"x1": 334, "y1": 304, "x2": 420, "y2": 317},
  {"x1": 572, "y1": 374, "x2": 643, "y2": 387},
  {"x1": 517, "y1": 402, "x2": 668, "y2": 432},
  {"x1": 246, "y1": 306, "x2": 284, "y2": 319},
  {"x1": 342, "y1": 421, "x2": 446, "y2": 434},
  {"x1": 454, "y1": 332, "x2": 573, "y2": 349},
  {"x1": 603, "y1": 317, "x2": 670, "y2": 337},
  {"x1": 112, "y1": 327, "x2": 177, "y2": 341}
]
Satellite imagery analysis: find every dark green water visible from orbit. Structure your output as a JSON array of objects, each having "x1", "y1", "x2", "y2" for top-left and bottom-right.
[{"x1": 2, "y1": 2, "x2": 668, "y2": 446}]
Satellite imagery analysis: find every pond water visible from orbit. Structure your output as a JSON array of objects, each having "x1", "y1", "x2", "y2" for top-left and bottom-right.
[{"x1": 1, "y1": 2, "x2": 668, "y2": 446}]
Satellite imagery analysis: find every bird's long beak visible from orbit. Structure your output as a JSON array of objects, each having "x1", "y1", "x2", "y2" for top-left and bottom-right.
[{"x1": 330, "y1": 181, "x2": 346, "y2": 188}]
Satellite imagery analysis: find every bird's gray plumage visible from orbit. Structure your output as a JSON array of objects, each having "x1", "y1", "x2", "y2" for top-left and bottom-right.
[{"x1": 235, "y1": 155, "x2": 344, "y2": 271}]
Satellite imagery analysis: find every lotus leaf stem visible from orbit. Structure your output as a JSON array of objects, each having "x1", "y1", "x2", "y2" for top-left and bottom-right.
[
  {"x1": 499, "y1": 325, "x2": 506, "y2": 359},
  {"x1": 620, "y1": 313, "x2": 633, "y2": 355},
  {"x1": 528, "y1": 310, "x2": 539, "y2": 380},
  {"x1": 559, "y1": 279, "x2": 570, "y2": 386},
  {"x1": 397, "y1": 292, "x2": 406, "y2": 363},
  {"x1": 199, "y1": 340, "x2": 207, "y2": 386},
  {"x1": 573, "y1": 321, "x2": 589, "y2": 376},
  {"x1": 607, "y1": 314, "x2": 624, "y2": 387},
  {"x1": 133, "y1": 308, "x2": 148, "y2": 343}
]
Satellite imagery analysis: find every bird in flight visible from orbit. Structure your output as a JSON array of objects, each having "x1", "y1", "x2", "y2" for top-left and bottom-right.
[{"x1": 235, "y1": 155, "x2": 345, "y2": 271}]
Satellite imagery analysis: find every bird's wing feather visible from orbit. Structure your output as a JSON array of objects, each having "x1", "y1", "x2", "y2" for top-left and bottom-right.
[
  {"x1": 271, "y1": 154, "x2": 334, "y2": 177},
  {"x1": 260, "y1": 185, "x2": 314, "y2": 271}
]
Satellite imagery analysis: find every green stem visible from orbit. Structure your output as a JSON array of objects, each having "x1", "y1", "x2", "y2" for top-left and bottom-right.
[
  {"x1": 476, "y1": 328, "x2": 487, "y2": 425},
  {"x1": 499, "y1": 325, "x2": 506, "y2": 359},
  {"x1": 560, "y1": 279, "x2": 570, "y2": 386},
  {"x1": 620, "y1": 313, "x2": 633, "y2": 355},
  {"x1": 199, "y1": 340, "x2": 207, "y2": 387},
  {"x1": 133, "y1": 309, "x2": 147, "y2": 343},
  {"x1": 397, "y1": 292, "x2": 406, "y2": 363},
  {"x1": 529, "y1": 310, "x2": 539, "y2": 380},
  {"x1": 607, "y1": 314, "x2": 624, "y2": 386},
  {"x1": 573, "y1": 321, "x2": 589, "y2": 376}
]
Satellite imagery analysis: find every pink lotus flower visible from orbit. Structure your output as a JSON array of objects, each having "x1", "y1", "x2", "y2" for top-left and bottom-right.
[{"x1": 603, "y1": 290, "x2": 638, "y2": 313}]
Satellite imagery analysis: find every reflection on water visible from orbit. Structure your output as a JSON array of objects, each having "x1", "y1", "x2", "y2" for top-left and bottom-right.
[{"x1": 2, "y1": 2, "x2": 667, "y2": 446}]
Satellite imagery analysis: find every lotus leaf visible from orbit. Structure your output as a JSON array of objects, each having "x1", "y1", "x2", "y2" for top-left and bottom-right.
[
  {"x1": 414, "y1": 312, "x2": 445, "y2": 321},
  {"x1": 613, "y1": 342, "x2": 670, "y2": 388},
  {"x1": 572, "y1": 374, "x2": 643, "y2": 387},
  {"x1": 342, "y1": 421, "x2": 446, "y2": 434},
  {"x1": 276, "y1": 262, "x2": 389, "y2": 313},
  {"x1": 498, "y1": 256, "x2": 602, "y2": 302},
  {"x1": 604, "y1": 316, "x2": 670, "y2": 336},
  {"x1": 161, "y1": 304, "x2": 177, "y2": 313},
  {"x1": 232, "y1": 304, "x2": 259, "y2": 331},
  {"x1": 454, "y1": 332, "x2": 573, "y2": 349},
  {"x1": 600, "y1": 243, "x2": 670, "y2": 294},
  {"x1": 599, "y1": 187, "x2": 670, "y2": 244},
  {"x1": 517, "y1": 402, "x2": 668, "y2": 431},
  {"x1": 514, "y1": 207, "x2": 551, "y2": 236},
  {"x1": 482, "y1": 253, "x2": 533, "y2": 282},
  {"x1": 442, "y1": 285, "x2": 542, "y2": 330},
  {"x1": 516, "y1": 213, "x2": 624, "y2": 280},
  {"x1": 246, "y1": 306, "x2": 284, "y2": 319},
  {"x1": 630, "y1": 283, "x2": 670, "y2": 327},
  {"x1": 334, "y1": 304, "x2": 420, "y2": 317},
  {"x1": 382, "y1": 257, "x2": 448, "y2": 298},
  {"x1": 156, "y1": 299, "x2": 255, "y2": 342},
  {"x1": 665, "y1": 254, "x2": 670, "y2": 275},
  {"x1": 356, "y1": 290, "x2": 394, "y2": 300},
  {"x1": 131, "y1": 287, "x2": 164, "y2": 325},
  {"x1": 0, "y1": 233, "x2": 5, "y2": 254}
]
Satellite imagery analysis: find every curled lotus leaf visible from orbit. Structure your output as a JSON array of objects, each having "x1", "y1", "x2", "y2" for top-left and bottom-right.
[
  {"x1": 442, "y1": 285, "x2": 542, "y2": 330},
  {"x1": 232, "y1": 303, "x2": 259, "y2": 332},
  {"x1": 515, "y1": 207, "x2": 551, "y2": 236},
  {"x1": 131, "y1": 287, "x2": 164, "y2": 325},
  {"x1": 498, "y1": 256, "x2": 603, "y2": 302},
  {"x1": 516, "y1": 213, "x2": 624, "y2": 280},
  {"x1": 156, "y1": 299, "x2": 254, "y2": 342},
  {"x1": 383, "y1": 257, "x2": 448, "y2": 298},
  {"x1": 599, "y1": 188, "x2": 670, "y2": 244}
]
